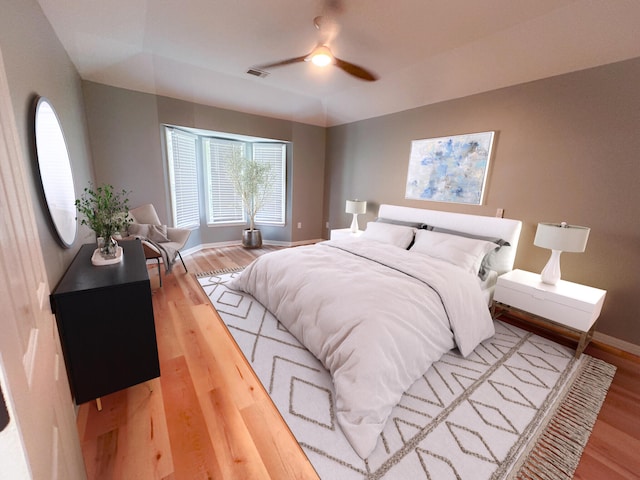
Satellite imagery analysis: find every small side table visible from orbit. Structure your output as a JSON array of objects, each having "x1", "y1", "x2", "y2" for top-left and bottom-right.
[
  {"x1": 330, "y1": 228, "x2": 363, "y2": 240},
  {"x1": 492, "y1": 269, "x2": 606, "y2": 358}
]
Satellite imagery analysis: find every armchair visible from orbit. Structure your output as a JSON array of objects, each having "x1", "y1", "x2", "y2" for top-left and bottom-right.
[{"x1": 128, "y1": 204, "x2": 190, "y2": 286}]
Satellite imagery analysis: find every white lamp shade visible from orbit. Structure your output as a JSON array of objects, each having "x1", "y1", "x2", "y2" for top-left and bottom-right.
[
  {"x1": 534, "y1": 222, "x2": 590, "y2": 253},
  {"x1": 534, "y1": 222, "x2": 590, "y2": 285},
  {"x1": 345, "y1": 200, "x2": 367, "y2": 215}
]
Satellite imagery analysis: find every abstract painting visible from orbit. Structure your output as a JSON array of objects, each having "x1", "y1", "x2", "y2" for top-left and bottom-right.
[{"x1": 405, "y1": 131, "x2": 495, "y2": 205}]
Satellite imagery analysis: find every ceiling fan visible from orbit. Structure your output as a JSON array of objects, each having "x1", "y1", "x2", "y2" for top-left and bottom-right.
[{"x1": 253, "y1": 16, "x2": 378, "y2": 82}]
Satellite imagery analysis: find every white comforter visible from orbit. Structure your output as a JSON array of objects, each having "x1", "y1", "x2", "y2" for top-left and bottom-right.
[{"x1": 226, "y1": 238, "x2": 495, "y2": 458}]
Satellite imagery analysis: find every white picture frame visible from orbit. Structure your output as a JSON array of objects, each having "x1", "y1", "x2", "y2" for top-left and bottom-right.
[{"x1": 405, "y1": 131, "x2": 495, "y2": 205}]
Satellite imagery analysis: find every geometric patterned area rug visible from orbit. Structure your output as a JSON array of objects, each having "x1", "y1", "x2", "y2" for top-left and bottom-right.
[{"x1": 197, "y1": 269, "x2": 616, "y2": 480}]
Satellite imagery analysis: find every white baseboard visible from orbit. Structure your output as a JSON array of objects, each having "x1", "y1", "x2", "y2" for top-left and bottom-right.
[
  {"x1": 593, "y1": 331, "x2": 640, "y2": 356},
  {"x1": 268, "y1": 238, "x2": 324, "y2": 247}
]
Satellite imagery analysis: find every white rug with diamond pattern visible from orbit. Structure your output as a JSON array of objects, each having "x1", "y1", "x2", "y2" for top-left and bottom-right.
[{"x1": 197, "y1": 269, "x2": 615, "y2": 480}]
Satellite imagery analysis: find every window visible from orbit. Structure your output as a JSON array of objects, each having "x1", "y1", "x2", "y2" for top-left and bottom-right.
[
  {"x1": 203, "y1": 138, "x2": 245, "y2": 224},
  {"x1": 253, "y1": 143, "x2": 286, "y2": 224},
  {"x1": 164, "y1": 126, "x2": 287, "y2": 229},
  {"x1": 165, "y1": 128, "x2": 199, "y2": 229}
]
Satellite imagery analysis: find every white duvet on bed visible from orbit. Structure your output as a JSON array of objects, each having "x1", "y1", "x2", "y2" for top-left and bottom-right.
[{"x1": 226, "y1": 238, "x2": 495, "y2": 458}]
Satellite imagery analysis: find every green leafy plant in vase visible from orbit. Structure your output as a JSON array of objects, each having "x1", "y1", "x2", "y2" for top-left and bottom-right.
[{"x1": 75, "y1": 183, "x2": 132, "y2": 258}]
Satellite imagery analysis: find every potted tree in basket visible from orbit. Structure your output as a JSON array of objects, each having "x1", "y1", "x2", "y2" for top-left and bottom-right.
[
  {"x1": 227, "y1": 149, "x2": 273, "y2": 248},
  {"x1": 75, "y1": 183, "x2": 132, "y2": 259}
]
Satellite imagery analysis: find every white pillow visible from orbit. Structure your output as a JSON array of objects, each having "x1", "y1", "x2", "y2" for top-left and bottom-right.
[
  {"x1": 410, "y1": 229, "x2": 498, "y2": 274},
  {"x1": 431, "y1": 227, "x2": 511, "y2": 276},
  {"x1": 361, "y1": 221, "x2": 416, "y2": 249}
]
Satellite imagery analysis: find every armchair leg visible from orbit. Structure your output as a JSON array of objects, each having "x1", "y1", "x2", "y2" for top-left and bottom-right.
[
  {"x1": 155, "y1": 257, "x2": 162, "y2": 287},
  {"x1": 177, "y1": 251, "x2": 188, "y2": 273}
]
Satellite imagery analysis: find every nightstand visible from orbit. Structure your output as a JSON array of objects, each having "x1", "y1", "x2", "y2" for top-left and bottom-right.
[
  {"x1": 493, "y1": 269, "x2": 606, "y2": 357},
  {"x1": 330, "y1": 228, "x2": 363, "y2": 240}
]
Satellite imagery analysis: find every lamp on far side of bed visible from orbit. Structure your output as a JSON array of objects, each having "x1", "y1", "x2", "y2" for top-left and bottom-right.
[
  {"x1": 346, "y1": 200, "x2": 367, "y2": 233},
  {"x1": 534, "y1": 222, "x2": 590, "y2": 285}
]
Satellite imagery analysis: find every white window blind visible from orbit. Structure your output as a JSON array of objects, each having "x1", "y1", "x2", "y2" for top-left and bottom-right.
[
  {"x1": 203, "y1": 138, "x2": 245, "y2": 224},
  {"x1": 165, "y1": 128, "x2": 200, "y2": 229},
  {"x1": 254, "y1": 143, "x2": 286, "y2": 224}
]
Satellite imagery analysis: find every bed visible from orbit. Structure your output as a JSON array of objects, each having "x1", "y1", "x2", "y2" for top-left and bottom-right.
[{"x1": 227, "y1": 204, "x2": 522, "y2": 458}]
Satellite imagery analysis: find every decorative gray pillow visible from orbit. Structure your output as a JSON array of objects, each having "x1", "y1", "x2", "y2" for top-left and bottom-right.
[{"x1": 376, "y1": 217, "x2": 432, "y2": 230}]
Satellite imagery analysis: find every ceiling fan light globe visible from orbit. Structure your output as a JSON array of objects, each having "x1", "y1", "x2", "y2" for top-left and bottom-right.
[
  {"x1": 309, "y1": 45, "x2": 333, "y2": 67},
  {"x1": 311, "y1": 53, "x2": 332, "y2": 67}
]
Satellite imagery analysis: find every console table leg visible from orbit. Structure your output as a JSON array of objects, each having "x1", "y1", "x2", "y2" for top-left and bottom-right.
[
  {"x1": 96, "y1": 398, "x2": 102, "y2": 411},
  {"x1": 490, "y1": 301, "x2": 504, "y2": 320},
  {"x1": 575, "y1": 324, "x2": 596, "y2": 358}
]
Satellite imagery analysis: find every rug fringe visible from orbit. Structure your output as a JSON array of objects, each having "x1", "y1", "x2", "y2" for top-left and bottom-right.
[
  {"x1": 510, "y1": 356, "x2": 616, "y2": 480},
  {"x1": 195, "y1": 266, "x2": 245, "y2": 278}
]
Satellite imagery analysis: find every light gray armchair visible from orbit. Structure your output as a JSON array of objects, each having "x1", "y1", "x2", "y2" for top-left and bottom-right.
[{"x1": 128, "y1": 204, "x2": 190, "y2": 286}]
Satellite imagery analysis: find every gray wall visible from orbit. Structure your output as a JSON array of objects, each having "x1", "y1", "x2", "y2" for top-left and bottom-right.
[
  {"x1": 0, "y1": 0, "x2": 95, "y2": 288},
  {"x1": 82, "y1": 82, "x2": 326, "y2": 248},
  {"x1": 325, "y1": 57, "x2": 640, "y2": 347},
  {"x1": 3, "y1": 0, "x2": 638, "y2": 349}
]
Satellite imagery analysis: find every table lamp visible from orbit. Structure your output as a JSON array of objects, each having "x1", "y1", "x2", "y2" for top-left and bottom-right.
[
  {"x1": 345, "y1": 200, "x2": 367, "y2": 233},
  {"x1": 534, "y1": 222, "x2": 590, "y2": 285}
]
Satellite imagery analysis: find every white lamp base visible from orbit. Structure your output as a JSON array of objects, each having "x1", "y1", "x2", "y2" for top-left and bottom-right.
[
  {"x1": 540, "y1": 249, "x2": 562, "y2": 285},
  {"x1": 350, "y1": 214, "x2": 359, "y2": 233}
]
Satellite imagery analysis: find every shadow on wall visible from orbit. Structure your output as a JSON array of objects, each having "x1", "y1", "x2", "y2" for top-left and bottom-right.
[{"x1": 0, "y1": 383, "x2": 9, "y2": 432}]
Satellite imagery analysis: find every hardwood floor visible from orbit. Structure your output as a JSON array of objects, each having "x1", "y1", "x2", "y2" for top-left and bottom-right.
[
  {"x1": 76, "y1": 245, "x2": 640, "y2": 479},
  {"x1": 77, "y1": 245, "x2": 317, "y2": 480}
]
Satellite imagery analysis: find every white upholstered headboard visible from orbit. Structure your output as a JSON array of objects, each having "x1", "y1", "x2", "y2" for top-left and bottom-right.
[{"x1": 377, "y1": 204, "x2": 522, "y2": 274}]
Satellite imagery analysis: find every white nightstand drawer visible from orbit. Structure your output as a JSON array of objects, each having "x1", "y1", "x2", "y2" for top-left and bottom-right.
[{"x1": 494, "y1": 270, "x2": 606, "y2": 332}]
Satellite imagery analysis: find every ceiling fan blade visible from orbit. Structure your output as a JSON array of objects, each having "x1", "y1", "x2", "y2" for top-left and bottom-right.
[
  {"x1": 334, "y1": 57, "x2": 378, "y2": 81},
  {"x1": 256, "y1": 55, "x2": 309, "y2": 70}
]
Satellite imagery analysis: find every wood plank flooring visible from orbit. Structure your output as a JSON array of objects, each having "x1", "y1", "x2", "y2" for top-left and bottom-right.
[{"x1": 77, "y1": 245, "x2": 640, "y2": 479}]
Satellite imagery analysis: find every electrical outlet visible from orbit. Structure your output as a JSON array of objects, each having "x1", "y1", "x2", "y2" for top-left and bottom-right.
[
  {"x1": 495, "y1": 208, "x2": 504, "y2": 218},
  {"x1": 326, "y1": 222, "x2": 329, "y2": 229},
  {"x1": 297, "y1": 222, "x2": 302, "y2": 229}
]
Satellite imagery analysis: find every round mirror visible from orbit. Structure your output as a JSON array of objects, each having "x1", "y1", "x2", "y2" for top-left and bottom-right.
[{"x1": 34, "y1": 97, "x2": 77, "y2": 248}]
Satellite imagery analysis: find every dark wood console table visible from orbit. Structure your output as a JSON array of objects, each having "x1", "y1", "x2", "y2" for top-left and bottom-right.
[{"x1": 50, "y1": 240, "x2": 160, "y2": 406}]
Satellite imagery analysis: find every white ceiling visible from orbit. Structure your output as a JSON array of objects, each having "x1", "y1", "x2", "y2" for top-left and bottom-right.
[{"x1": 36, "y1": 0, "x2": 640, "y2": 127}]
